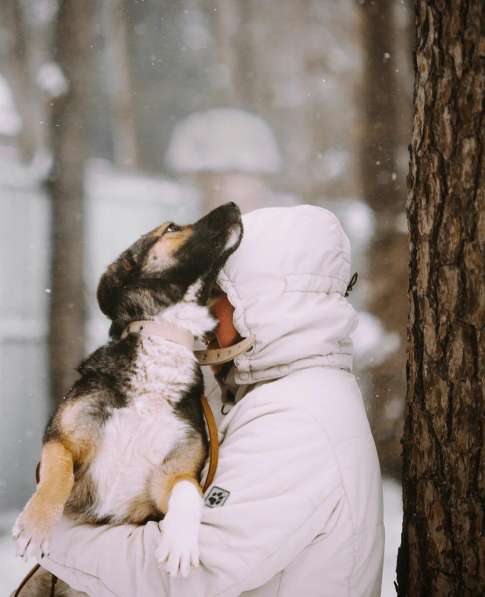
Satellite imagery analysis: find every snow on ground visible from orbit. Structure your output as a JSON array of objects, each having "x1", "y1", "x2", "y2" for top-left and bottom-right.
[{"x1": 1, "y1": 479, "x2": 403, "y2": 595}]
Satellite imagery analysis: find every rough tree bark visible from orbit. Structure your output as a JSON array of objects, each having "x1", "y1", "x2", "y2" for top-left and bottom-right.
[
  {"x1": 358, "y1": 0, "x2": 408, "y2": 478},
  {"x1": 47, "y1": 0, "x2": 96, "y2": 405},
  {"x1": 396, "y1": 1, "x2": 484, "y2": 595}
]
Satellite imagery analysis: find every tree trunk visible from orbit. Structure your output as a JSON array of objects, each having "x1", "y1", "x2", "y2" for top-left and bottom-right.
[
  {"x1": 23, "y1": 0, "x2": 56, "y2": 163},
  {"x1": 212, "y1": 0, "x2": 242, "y2": 104},
  {"x1": 396, "y1": 1, "x2": 484, "y2": 595},
  {"x1": 102, "y1": 0, "x2": 139, "y2": 169},
  {"x1": 360, "y1": 0, "x2": 400, "y2": 211},
  {"x1": 0, "y1": 0, "x2": 37, "y2": 162},
  {"x1": 358, "y1": 0, "x2": 408, "y2": 478},
  {"x1": 47, "y1": 0, "x2": 95, "y2": 405}
]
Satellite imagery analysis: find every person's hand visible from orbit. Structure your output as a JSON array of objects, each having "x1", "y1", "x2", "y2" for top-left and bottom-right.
[{"x1": 41, "y1": 515, "x2": 167, "y2": 597}]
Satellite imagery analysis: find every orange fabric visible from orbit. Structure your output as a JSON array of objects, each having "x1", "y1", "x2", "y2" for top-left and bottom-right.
[{"x1": 212, "y1": 295, "x2": 239, "y2": 348}]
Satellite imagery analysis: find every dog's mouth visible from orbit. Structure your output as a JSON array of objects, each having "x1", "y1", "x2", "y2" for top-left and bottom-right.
[{"x1": 223, "y1": 220, "x2": 243, "y2": 251}]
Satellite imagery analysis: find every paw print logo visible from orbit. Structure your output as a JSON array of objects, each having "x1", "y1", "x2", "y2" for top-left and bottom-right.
[{"x1": 204, "y1": 486, "x2": 230, "y2": 508}]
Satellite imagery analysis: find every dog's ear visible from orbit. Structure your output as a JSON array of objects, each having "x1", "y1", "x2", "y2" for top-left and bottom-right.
[
  {"x1": 97, "y1": 270, "x2": 118, "y2": 320},
  {"x1": 97, "y1": 255, "x2": 136, "y2": 319}
]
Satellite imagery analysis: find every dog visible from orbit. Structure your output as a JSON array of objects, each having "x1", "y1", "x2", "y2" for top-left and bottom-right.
[{"x1": 12, "y1": 202, "x2": 243, "y2": 593}]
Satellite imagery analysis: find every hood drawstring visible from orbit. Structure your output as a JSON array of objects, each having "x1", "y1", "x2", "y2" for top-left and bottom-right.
[{"x1": 345, "y1": 272, "x2": 359, "y2": 297}]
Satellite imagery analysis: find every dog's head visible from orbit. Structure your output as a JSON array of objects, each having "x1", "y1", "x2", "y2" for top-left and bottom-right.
[{"x1": 97, "y1": 202, "x2": 242, "y2": 338}]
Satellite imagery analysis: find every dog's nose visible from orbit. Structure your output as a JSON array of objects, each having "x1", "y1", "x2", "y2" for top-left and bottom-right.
[{"x1": 220, "y1": 202, "x2": 241, "y2": 217}]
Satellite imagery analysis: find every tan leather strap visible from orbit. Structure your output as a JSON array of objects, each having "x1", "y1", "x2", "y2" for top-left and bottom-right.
[
  {"x1": 13, "y1": 564, "x2": 58, "y2": 597},
  {"x1": 14, "y1": 563, "x2": 41, "y2": 597},
  {"x1": 121, "y1": 320, "x2": 194, "y2": 351},
  {"x1": 201, "y1": 396, "x2": 219, "y2": 492},
  {"x1": 195, "y1": 335, "x2": 255, "y2": 366}
]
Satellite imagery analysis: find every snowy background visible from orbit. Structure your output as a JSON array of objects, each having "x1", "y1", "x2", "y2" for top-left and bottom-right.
[{"x1": 0, "y1": 1, "x2": 413, "y2": 594}]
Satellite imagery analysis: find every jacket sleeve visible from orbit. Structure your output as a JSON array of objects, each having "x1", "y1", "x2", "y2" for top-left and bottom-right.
[{"x1": 41, "y1": 399, "x2": 344, "y2": 597}]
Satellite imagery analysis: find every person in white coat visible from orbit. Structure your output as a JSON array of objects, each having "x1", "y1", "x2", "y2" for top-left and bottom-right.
[{"x1": 39, "y1": 205, "x2": 384, "y2": 596}]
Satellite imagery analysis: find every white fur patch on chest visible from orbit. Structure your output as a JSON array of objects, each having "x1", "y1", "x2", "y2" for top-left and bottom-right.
[
  {"x1": 128, "y1": 336, "x2": 197, "y2": 404},
  {"x1": 90, "y1": 403, "x2": 189, "y2": 521},
  {"x1": 90, "y1": 336, "x2": 197, "y2": 521}
]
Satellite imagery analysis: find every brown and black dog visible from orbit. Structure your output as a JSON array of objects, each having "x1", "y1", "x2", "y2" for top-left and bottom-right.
[{"x1": 13, "y1": 202, "x2": 242, "y2": 592}]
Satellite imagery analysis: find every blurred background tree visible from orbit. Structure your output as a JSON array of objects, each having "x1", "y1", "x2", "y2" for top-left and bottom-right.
[
  {"x1": 0, "y1": 1, "x2": 414, "y2": 593},
  {"x1": 358, "y1": 0, "x2": 411, "y2": 478},
  {"x1": 47, "y1": 0, "x2": 96, "y2": 404},
  {"x1": 102, "y1": 0, "x2": 139, "y2": 169}
]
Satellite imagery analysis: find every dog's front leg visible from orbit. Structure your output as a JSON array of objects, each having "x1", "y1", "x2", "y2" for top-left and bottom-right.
[
  {"x1": 156, "y1": 475, "x2": 203, "y2": 577},
  {"x1": 151, "y1": 439, "x2": 206, "y2": 578},
  {"x1": 13, "y1": 441, "x2": 74, "y2": 560}
]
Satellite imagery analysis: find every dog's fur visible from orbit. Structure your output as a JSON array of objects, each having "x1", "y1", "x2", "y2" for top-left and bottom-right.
[{"x1": 12, "y1": 203, "x2": 242, "y2": 592}]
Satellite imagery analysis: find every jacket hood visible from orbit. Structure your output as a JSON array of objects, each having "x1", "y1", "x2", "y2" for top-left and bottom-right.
[{"x1": 217, "y1": 205, "x2": 358, "y2": 385}]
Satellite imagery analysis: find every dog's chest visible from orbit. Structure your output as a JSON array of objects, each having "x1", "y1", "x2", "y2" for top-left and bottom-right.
[
  {"x1": 90, "y1": 340, "x2": 196, "y2": 520},
  {"x1": 90, "y1": 401, "x2": 188, "y2": 520}
]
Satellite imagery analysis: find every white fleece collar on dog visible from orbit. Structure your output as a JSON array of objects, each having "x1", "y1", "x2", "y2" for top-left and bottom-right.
[
  {"x1": 121, "y1": 320, "x2": 255, "y2": 366},
  {"x1": 121, "y1": 320, "x2": 195, "y2": 351}
]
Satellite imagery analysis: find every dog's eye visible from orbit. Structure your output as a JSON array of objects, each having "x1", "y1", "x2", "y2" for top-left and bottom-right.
[{"x1": 165, "y1": 223, "x2": 180, "y2": 233}]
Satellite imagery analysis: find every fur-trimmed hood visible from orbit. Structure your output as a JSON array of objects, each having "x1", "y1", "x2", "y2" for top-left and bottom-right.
[{"x1": 217, "y1": 205, "x2": 358, "y2": 385}]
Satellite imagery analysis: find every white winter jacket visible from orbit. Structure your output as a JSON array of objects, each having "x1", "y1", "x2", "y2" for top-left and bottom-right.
[{"x1": 42, "y1": 205, "x2": 384, "y2": 596}]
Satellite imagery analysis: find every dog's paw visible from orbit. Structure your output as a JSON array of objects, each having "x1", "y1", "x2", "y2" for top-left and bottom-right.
[
  {"x1": 156, "y1": 502, "x2": 201, "y2": 578},
  {"x1": 13, "y1": 513, "x2": 50, "y2": 561},
  {"x1": 12, "y1": 497, "x2": 61, "y2": 561}
]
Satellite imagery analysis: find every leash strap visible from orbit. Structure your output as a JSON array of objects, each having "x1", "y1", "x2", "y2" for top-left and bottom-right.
[
  {"x1": 13, "y1": 557, "x2": 58, "y2": 596},
  {"x1": 14, "y1": 563, "x2": 41, "y2": 597},
  {"x1": 201, "y1": 396, "x2": 219, "y2": 492},
  {"x1": 50, "y1": 574, "x2": 58, "y2": 597}
]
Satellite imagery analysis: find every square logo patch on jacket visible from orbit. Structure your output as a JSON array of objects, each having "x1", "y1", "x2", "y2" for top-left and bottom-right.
[{"x1": 204, "y1": 486, "x2": 230, "y2": 508}]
